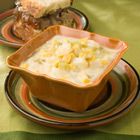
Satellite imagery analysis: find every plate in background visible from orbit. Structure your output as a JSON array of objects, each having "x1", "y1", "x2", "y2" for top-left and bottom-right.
[{"x1": 0, "y1": 8, "x2": 89, "y2": 48}]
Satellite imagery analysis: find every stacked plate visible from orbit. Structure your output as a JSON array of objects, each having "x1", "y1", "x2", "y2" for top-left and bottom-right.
[{"x1": 4, "y1": 59, "x2": 140, "y2": 129}]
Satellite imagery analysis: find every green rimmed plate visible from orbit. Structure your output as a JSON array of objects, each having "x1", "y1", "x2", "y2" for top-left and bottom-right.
[
  {"x1": 4, "y1": 59, "x2": 140, "y2": 129},
  {"x1": 0, "y1": 8, "x2": 89, "y2": 49}
]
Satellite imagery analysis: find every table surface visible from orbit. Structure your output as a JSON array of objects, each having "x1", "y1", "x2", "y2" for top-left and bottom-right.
[{"x1": 0, "y1": 0, "x2": 140, "y2": 140}]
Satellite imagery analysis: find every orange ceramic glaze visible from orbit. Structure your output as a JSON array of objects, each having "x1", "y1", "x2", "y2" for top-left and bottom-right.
[{"x1": 6, "y1": 25, "x2": 128, "y2": 112}]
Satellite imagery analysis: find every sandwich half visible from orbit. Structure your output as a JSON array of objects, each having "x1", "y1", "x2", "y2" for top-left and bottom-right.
[{"x1": 13, "y1": 0, "x2": 75, "y2": 41}]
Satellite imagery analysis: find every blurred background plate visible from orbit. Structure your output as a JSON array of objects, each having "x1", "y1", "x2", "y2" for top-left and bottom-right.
[{"x1": 0, "y1": 8, "x2": 89, "y2": 49}]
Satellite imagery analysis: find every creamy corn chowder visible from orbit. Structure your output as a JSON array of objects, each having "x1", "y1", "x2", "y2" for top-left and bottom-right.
[{"x1": 20, "y1": 35, "x2": 119, "y2": 85}]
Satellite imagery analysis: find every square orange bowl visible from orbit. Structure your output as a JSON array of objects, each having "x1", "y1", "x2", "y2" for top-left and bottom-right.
[{"x1": 6, "y1": 25, "x2": 127, "y2": 112}]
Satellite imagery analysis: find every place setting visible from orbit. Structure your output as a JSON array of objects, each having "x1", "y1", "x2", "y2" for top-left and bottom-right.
[
  {"x1": 5, "y1": 59, "x2": 140, "y2": 129},
  {"x1": 1, "y1": 0, "x2": 140, "y2": 131}
]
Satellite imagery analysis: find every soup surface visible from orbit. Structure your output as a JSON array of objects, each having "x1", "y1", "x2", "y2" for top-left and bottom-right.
[{"x1": 20, "y1": 35, "x2": 119, "y2": 85}]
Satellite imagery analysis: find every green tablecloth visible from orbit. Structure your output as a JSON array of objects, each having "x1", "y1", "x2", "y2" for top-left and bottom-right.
[{"x1": 0, "y1": 0, "x2": 140, "y2": 139}]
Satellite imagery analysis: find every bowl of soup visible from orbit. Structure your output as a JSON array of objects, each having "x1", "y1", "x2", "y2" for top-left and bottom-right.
[{"x1": 6, "y1": 25, "x2": 128, "y2": 112}]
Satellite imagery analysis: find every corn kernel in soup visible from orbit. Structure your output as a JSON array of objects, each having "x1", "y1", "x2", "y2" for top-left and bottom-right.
[{"x1": 20, "y1": 35, "x2": 119, "y2": 85}]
